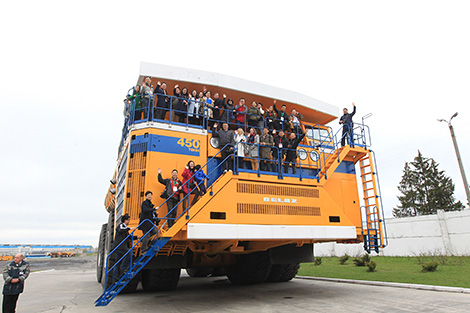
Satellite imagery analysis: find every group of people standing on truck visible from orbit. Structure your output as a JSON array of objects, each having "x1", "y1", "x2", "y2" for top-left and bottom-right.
[
  {"x1": 124, "y1": 77, "x2": 305, "y2": 135},
  {"x1": 212, "y1": 122, "x2": 306, "y2": 174},
  {"x1": 111, "y1": 161, "x2": 209, "y2": 282}
]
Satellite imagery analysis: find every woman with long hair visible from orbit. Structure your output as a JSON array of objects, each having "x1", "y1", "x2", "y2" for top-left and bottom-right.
[
  {"x1": 188, "y1": 89, "x2": 200, "y2": 125},
  {"x1": 181, "y1": 160, "x2": 198, "y2": 210},
  {"x1": 247, "y1": 127, "x2": 260, "y2": 171},
  {"x1": 234, "y1": 128, "x2": 247, "y2": 169}
]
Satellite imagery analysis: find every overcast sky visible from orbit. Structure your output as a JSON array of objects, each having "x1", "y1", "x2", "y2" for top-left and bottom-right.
[{"x1": 1, "y1": 1, "x2": 469, "y2": 247}]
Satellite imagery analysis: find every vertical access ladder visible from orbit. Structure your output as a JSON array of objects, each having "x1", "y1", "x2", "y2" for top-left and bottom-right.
[{"x1": 359, "y1": 150, "x2": 387, "y2": 253}]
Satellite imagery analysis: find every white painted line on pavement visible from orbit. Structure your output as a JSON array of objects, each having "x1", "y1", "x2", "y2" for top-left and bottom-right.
[{"x1": 295, "y1": 276, "x2": 470, "y2": 294}]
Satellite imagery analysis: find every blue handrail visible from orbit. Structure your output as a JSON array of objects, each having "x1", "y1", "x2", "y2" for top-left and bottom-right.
[
  {"x1": 156, "y1": 143, "x2": 235, "y2": 229},
  {"x1": 104, "y1": 218, "x2": 160, "y2": 288}
]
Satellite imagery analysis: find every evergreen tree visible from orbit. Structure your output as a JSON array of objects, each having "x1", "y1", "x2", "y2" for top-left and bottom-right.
[{"x1": 393, "y1": 151, "x2": 464, "y2": 217}]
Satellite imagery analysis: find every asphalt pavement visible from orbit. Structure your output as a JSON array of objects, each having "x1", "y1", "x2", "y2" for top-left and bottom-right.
[{"x1": 6, "y1": 255, "x2": 470, "y2": 312}]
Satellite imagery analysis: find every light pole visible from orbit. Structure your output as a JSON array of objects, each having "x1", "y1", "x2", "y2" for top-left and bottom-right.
[{"x1": 438, "y1": 112, "x2": 470, "y2": 208}]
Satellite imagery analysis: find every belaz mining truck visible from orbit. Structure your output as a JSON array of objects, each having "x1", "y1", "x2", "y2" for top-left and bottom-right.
[{"x1": 95, "y1": 62, "x2": 387, "y2": 306}]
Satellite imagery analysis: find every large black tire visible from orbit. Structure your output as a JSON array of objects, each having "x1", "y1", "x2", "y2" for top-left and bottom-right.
[
  {"x1": 210, "y1": 267, "x2": 226, "y2": 277},
  {"x1": 267, "y1": 263, "x2": 300, "y2": 282},
  {"x1": 96, "y1": 224, "x2": 107, "y2": 283},
  {"x1": 186, "y1": 267, "x2": 213, "y2": 278},
  {"x1": 121, "y1": 273, "x2": 140, "y2": 294},
  {"x1": 141, "y1": 268, "x2": 181, "y2": 291},
  {"x1": 101, "y1": 211, "x2": 115, "y2": 289},
  {"x1": 225, "y1": 251, "x2": 272, "y2": 284}
]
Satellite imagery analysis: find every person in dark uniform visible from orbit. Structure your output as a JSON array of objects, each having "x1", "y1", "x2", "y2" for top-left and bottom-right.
[
  {"x1": 273, "y1": 100, "x2": 289, "y2": 131},
  {"x1": 139, "y1": 191, "x2": 157, "y2": 253},
  {"x1": 2, "y1": 254, "x2": 30, "y2": 313},
  {"x1": 158, "y1": 168, "x2": 183, "y2": 228},
  {"x1": 284, "y1": 131, "x2": 306, "y2": 174},
  {"x1": 272, "y1": 130, "x2": 288, "y2": 172},
  {"x1": 339, "y1": 103, "x2": 356, "y2": 147},
  {"x1": 154, "y1": 81, "x2": 169, "y2": 120},
  {"x1": 112, "y1": 214, "x2": 132, "y2": 281}
]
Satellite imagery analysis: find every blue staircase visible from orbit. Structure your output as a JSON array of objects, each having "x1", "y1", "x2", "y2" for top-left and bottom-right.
[{"x1": 95, "y1": 234, "x2": 170, "y2": 307}]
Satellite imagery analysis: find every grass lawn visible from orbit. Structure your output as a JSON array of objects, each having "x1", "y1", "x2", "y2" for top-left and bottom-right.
[{"x1": 298, "y1": 256, "x2": 470, "y2": 288}]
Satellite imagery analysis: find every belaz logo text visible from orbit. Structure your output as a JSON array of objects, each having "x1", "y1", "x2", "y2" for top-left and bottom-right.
[{"x1": 263, "y1": 197, "x2": 297, "y2": 204}]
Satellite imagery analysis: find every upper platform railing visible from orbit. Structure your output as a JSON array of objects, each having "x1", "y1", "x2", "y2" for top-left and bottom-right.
[{"x1": 120, "y1": 89, "x2": 372, "y2": 181}]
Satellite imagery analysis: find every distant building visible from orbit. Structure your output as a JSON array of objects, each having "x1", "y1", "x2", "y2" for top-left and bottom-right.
[{"x1": 0, "y1": 244, "x2": 93, "y2": 257}]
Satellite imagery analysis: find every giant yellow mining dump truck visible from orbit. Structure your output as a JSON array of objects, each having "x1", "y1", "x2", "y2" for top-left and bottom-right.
[{"x1": 95, "y1": 62, "x2": 386, "y2": 306}]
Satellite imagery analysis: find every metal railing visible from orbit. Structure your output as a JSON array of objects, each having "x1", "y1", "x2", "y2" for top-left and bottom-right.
[{"x1": 104, "y1": 218, "x2": 160, "y2": 288}]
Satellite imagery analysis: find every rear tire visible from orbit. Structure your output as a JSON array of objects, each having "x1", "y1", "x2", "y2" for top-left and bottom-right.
[
  {"x1": 96, "y1": 224, "x2": 107, "y2": 283},
  {"x1": 225, "y1": 251, "x2": 272, "y2": 284},
  {"x1": 186, "y1": 267, "x2": 213, "y2": 278},
  {"x1": 141, "y1": 268, "x2": 181, "y2": 291},
  {"x1": 267, "y1": 263, "x2": 300, "y2": 282}
]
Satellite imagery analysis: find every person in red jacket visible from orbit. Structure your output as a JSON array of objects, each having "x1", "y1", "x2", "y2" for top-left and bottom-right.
[
  {"x1": 235, "y1": 98, "x2": 247, "y2": 130},
  {"x1": 181, "y1": 161, "x2": 199, "y2": 210}
]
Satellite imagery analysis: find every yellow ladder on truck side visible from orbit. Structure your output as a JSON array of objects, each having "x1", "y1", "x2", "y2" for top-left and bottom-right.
[{"x1": 359, "y1": 150, "x2": 386, "y2": 253}]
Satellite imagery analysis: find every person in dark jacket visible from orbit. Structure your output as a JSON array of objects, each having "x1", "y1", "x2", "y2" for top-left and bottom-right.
[
  {"x1": 2, "y1": 254, "x2": 30, "y2": 313},
  {"x1": 212, "y1": 122, "x2": 235, "y2": 172},
  {"x1": 139, "y1": 191, "x2": 157, "y2": 252},
  {"x1": 112, "y1": 214, "x2": 132, "y2": 281},
  {"x1": 284, "y1": 132, "x2": 306, "y2": 174},
  {"x1": 158, "y1": 168, "x2": 183, "y2": 228},
  {"x1": 273, "y1": 100, "x2": 289, "y2": 131},
  {"x1": 174, "y1": 86, "x2": 189, "y2": 123},
  {"x1": 339, "y1": 103, "x2": 356, "y2": 147},
  {"x1": 221, "y1": 98, "x2": 235, "y2": 124},
  {"x1": 272, "y1": 130, "x2": 288, "y2": 172},
  {"x1": 154, "y1": 81, "x2": 169, "y2": 120},
  {"x1": 212, "y1": 93, "x2": 226, "y2": 124},
  {"x1": 264, "y1": 105, "x2": 277, "y2": 131}
]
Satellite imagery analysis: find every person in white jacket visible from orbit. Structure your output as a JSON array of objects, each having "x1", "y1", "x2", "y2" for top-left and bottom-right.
[{"x1": 234, "y1": 128, "x2": 247, "y2": 169}]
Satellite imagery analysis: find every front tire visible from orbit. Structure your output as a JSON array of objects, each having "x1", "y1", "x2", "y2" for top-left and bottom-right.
[
  {"x1": 96, "y1": 224, "x2": 107, "y2": 283},
  {"x1": 141, "y1": 268, "x2": 181, "y2": 291},
  {"x1": 267, "y1": 263, "x2": 300, "y2": 282}
]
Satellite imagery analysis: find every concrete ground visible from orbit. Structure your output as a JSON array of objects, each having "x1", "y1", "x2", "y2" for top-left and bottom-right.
[{"x1": 7, "y1": 256, "x2": 470, "y2": 312}]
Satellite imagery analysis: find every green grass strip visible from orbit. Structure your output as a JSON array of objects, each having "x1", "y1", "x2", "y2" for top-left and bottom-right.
[{"x1": 298, "y1": 256, "x2": 470, "y2": 288}]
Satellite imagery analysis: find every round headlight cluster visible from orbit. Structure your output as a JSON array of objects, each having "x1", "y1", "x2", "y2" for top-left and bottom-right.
[
  {"x1": 310, "y1": 150, "x2": 320, "y2": 162},
  {"x1": 298, "y1": 148, "x2": 307, "y2": 160},
  {"x1": 210, "y1": 137, "x2": 219, "y2": 149}
]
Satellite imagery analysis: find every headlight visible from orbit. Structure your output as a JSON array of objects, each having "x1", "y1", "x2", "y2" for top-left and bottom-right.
[
  {"x1": 310, "y1": 150, "x2": 320, "y2": 162},
  {"x1": 210, "y1": 137, "x2": 219, "y2": 149},
  {"x1": 298, "y1": 148, "x2": 307, "y2": 160}
]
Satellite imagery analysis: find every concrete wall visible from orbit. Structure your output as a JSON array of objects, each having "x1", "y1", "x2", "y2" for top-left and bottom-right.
[{"x1": 315, "y1": 210, "x2": 470, "y2": 256}]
